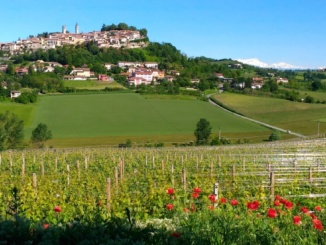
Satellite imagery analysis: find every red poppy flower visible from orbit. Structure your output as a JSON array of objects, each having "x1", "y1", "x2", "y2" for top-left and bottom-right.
[
  {"x1": 267, "y1": 208, "x2": 277, "y2": 218},
  {"x1": 274, "y1": 200, "x2": 280, "y2": 206},
  {"x1": 171, "y1": 232, "x2": 181, "y2": 238},
  {"x1": 275, "y1": 195, "x2": 281, "y2": 200},
  {"x1": 301, "y1": 207, "x2": 309, "y2": 213},
  {"x1": 43, "y1": 223, "x2": 50, "y2": 229},
  {"x1": 220, "y1": 197, "x2": 227, "y2": 204},
  {"x1": 192, "y1": 192, "x2": 199, "y2": 199},
  {"x1": 284, "y1": 201, "x2": 293, "y2": 210},
  {"x1": 230, "y1": 199, "x2": 238, "y2": 206},
  {"x1": 279, "y1": 198, "x2": 287, "y2": 204},
  {"x1": 167, "y1": 188, "x2": 174, "y2": 195},
  {"x1": 193, "y1": 187, "x2": 202, "y2": 193},
  {"x1": 293, "y1": 216, "x2": 301, "y2": 225},
  {"x1": 166, "y1": 203, "x2": 174, "y2": 210},
  {"x1": 208, "y1": 194, "x2": 216, "y2": 203},
  {"x1": 190, "y1": 204, "x2": 196, "y2": 212},
  {"x1": 315, "y1": 206, "x2": 322, "y2": 211},
  {"x1": 208, "y1": 205, "x2": 215, "y2": 210},
  {"x1": 310, "y1": 213, "x2": 317, "y2": 220},
  {"x1": 312, "y1": 219, "x2": 323, "y2": 230},
  {"x1": 183, "y1": 207, "x2": 190, "y2": 212},
  {"x1": 247, "y1": 201, "x2": 259, "y2": 210},
  {"x1": 54, "y1": 206, "x2": 62, "y2": 213}
]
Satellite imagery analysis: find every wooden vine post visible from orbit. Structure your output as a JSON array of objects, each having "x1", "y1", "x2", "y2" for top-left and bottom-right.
[
  {"x1": 106, "y1": 178, "x2": 111, "y2": 211},
  {"x1": 270, "y1": 172, "x2": 275, "y2": 200},
  {"x1": 183, "y1": 168, "x2": 187, "y2": 192},
  {"x1": 213, "y1": 182, "x2": 219, "y2": 207},
  {"x1": 232, "y1": 165, "x2": 236, "y2": 181},
  {"x1": 22, "y1": 155, "x2": 25, "y2": 178},
  {"x1": 115, "y1": 167, "x2": 118, "y2": 188}
]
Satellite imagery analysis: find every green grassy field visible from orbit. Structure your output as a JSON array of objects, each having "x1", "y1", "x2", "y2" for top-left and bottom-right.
[
  {"x1": 19, "y1": 93, "x2": 267, "y2": 147},
  {"x1": 0, "y1": 102, "x2": 35, "y2": 126},
  {"x1": 63, "y1": 80, "x2": 126, "y2": 90},
  {"x1": 211, "y1": 92, "x2": 326, "y2": 135},
  {"x1": 280, "y1": 86, "x2": 326, "y2": 102}
]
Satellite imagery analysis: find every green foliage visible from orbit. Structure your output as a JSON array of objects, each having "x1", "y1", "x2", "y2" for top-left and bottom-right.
[
  {"x1": 305, "y1": 95, "x2": 315, "y2": 103},
  {"x1": 268, "y1": 130, "x2": 281, "y2": 141},
  {"x1": 14, "y1": 91, "x2": 37, "y2": 104},
  {"x1": 0, "y1": 111, "x2": 24, "y2": 150},
  {"x1": 101, "y1": 22, "x2": 138, "y2": 31},
  {"x1": 194, "y1": 118, "x2": 212, "y2": 145},
  {"x1": 21, "y1": 73, "x2": 64, "y2": 93},
  {"x1": 31, "y1": 123, "x2": 52, "y2": 146},
  {"x1": 210, "y1": 136, "x2": 231, "y2": 145}
]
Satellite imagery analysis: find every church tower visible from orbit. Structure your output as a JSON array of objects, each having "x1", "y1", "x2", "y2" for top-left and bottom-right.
[
  {"x1": 75, "y1": 23, "x2": 79, "y2": 34},
  {"x1": 62, "y1": 25, "x2": 66, "y2": 34}
]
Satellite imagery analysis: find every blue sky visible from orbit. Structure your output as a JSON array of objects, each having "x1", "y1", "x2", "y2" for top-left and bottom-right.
[{"x1": 1, "y1": 0, "x2": 326, "y2": 68}]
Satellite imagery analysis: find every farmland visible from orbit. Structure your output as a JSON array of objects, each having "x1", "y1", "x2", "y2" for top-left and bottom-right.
[
  {"x1": 19, "y1": 93, "x2": 267, "y2": 147},
  {"x1": 63, "y1": 80, "x2": 126, "y2": 90},
  {"x1": 211, "y1": 92, "x2": 326, "y2": 136},
  {"x1": 0, "y1": 139, "x2": 325, "y2": 243}
]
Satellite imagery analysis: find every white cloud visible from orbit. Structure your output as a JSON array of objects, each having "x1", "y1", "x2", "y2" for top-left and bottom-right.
[{"x1": 236, "y1": 58, "x2": 305, "y2": 69}]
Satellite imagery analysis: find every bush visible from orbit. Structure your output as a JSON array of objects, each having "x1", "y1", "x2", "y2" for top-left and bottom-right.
[{"x1": 268, "y1": 130, "x2": 281, "y2": 141}]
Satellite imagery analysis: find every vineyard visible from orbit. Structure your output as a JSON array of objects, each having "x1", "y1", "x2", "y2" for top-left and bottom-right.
[{"x1": 0, "y1": 139, "x2": 326, "y2": 244}]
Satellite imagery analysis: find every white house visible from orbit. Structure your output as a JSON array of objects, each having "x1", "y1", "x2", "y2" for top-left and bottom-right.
[
  {"x1": 128, "y1": 77, "x2": 151, "y2": 86},
  {"x1": 70, "y1": 68, "x2": 91, "y2": 77},
  {"x1": 104, "y1": 63, "x2": 113, "y2": 70},
  {"x1": 276, "y1": 77, "x2": 289, "y2": 84},
  {"x1": 10, "y1": 90, "x2": 21, "y2": 99},
  {"x1": 144, "y1": 62, "x2": 158, "y2": 69},
  {"x1": 132, "y1": 71, "x2": 153, "y2": 82}
]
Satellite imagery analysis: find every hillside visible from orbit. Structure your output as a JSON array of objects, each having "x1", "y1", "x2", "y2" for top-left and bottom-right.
[{"x1": 0, "y1": 23, "x2": 326, "y2": 149}]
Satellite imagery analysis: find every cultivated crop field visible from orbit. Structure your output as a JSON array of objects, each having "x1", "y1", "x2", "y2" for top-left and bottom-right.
[
  {"x1": 63, "y1": 80, "x2": 126, "y2": 90},
  {"x1": 211, "y1": 92, "x2": 326, "y2": 135},
  {"x1": 0, "y1": 139, "x2": 325, "y2": 243},
  {"x1": 23, "y1": 93, "x2": 267, "y2": 147}
]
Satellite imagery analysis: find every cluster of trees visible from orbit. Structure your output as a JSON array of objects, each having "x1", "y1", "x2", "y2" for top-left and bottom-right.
[
  {"x1": 101, "y1": 23, "x2": 147, "y2": 37},
  {"x1": 0, "y1": 111, "x2": 52, "y2": 151},
  {"x1": 14, "y1": 91, "x2": 37, "y2": 104}
]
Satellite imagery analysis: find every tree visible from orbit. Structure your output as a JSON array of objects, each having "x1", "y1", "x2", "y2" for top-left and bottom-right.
[
  {"x1": 31, "y1": 123, "x2": 52, "y2": 147},
  {"x1": 268, "y1": 130, "x2": 281, "y2": 141},
  {"x1": 305, "y1": 95, "x2": 314, "y2": 103},
  {"x1": 0, "y1": 111, "x2": 24, "y2": 151},
  {"x1": 194, "y1": 118, "x2": 212, "y2": 145}
]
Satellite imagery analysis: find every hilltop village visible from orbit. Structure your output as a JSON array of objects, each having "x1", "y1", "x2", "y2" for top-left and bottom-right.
[{"x1": 0, "y1": 23, "x2": 146, "y2": 54}]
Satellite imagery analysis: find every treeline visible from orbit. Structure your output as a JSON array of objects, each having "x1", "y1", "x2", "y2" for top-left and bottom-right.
[{"x1": 101, "y1": 22, "x2": 148, "y2": 37}]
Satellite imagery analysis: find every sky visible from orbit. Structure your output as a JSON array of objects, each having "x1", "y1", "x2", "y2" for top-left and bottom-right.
[{"x1": 1, "y1": 0, "x2": 326, "y2": 69}]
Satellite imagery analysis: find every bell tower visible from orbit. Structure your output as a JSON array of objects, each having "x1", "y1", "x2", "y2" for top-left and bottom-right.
[
  {"x1": 62, "y1": 25, "x2": 66, "y2": 34},
  {"x1": 75, "y1": 23, "x2": 79, "y2": 34}
]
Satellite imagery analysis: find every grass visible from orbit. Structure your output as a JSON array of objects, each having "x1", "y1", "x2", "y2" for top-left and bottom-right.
[
  {"x1": 280, "y1": 86, "x2": 326, "y2": 102},
  {"x1": 0, "y1": 102, "x2": 35, "y2": 127},
  {"x1": 211, "y1": 92, "x2": 326, "y2": 135},
  {"x1": 23, "y1": 93, "x2": 267, "y2": 147},
  {"x1": 63, "y1": 80, "x2": 126, "y2": 90}
]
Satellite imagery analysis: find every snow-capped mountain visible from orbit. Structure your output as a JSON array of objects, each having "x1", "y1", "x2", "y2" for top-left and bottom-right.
[{"x1": 236, "y1": 58, "x2": 305, "y2": 69}]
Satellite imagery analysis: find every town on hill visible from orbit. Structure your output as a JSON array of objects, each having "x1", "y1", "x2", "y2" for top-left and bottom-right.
[{"x1": 0, "y1": 23, "x2": 148, "y2": 55}]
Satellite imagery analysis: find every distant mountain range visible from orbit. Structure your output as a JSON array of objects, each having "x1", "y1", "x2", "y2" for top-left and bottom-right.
[{"x1": 236, "y1": 58, "x2": 305, "y2": 70}]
